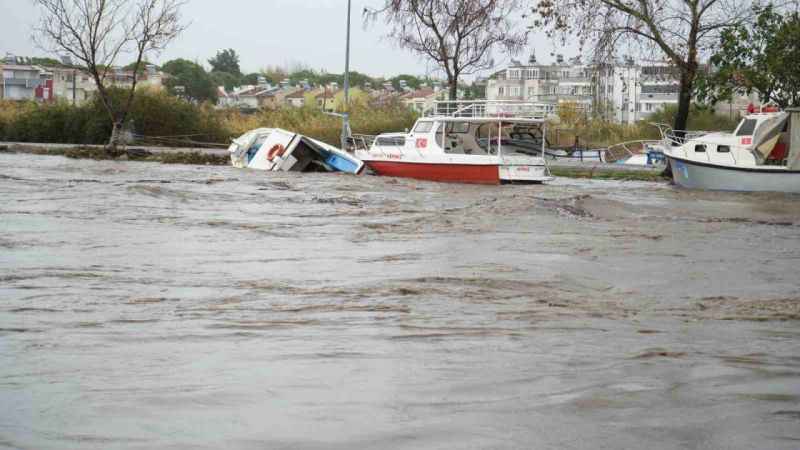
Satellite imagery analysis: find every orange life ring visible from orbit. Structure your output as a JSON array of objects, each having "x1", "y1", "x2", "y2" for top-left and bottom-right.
[{"x1": 267, "y1": 144, "x2": 286, "y2": 161}]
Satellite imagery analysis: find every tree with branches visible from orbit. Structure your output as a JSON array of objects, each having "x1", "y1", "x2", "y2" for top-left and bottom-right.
[
  {"x1": 34, "y1": 0, "x2": 186, "y2": 150},
  {"x1": 697, "y1": 4, "x2": 800, "y2": 108},
  {"x1": 368, "y1": 0, "x2": 528, "y2": 100},
  {"x1": 534, "y1": 0, "x2": 757, "y2": 135}
]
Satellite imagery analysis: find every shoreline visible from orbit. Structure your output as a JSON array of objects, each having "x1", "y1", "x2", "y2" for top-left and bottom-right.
[{"x1": 0, "y1": 142, "x2": 669, "y2": 182}]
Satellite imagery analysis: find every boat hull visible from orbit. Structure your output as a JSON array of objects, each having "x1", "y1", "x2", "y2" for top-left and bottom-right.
[
  {"x1": 366, "y1": 160, "x2": 501, "y2": 184},
  {"x1": 667, "y1": 155, "x2": 800, "y2": 193}
]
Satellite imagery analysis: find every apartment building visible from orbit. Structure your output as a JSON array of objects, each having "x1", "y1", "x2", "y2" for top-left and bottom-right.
[
  {"x1": 1, "y1": 63, "x2": 52, "y2": 101},
  {"x1": 487, "y1": 55, "x2": 680, "y2": 124}
]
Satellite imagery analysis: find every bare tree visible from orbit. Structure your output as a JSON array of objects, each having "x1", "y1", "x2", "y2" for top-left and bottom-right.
[
  {"x1": 534, "y1": 0, "x2": 756, "y2": 134},
  {"x1": 34, "y1": 0, "x2": 186, "y2": 150},
  {"x1": 368, "y1": 0, "x2": 528, "y2": 100}
]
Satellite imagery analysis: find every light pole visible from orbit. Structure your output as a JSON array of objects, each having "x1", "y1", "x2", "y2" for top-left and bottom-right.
[{"x1": 340, "y1": 0, "x2": 353, "y2": 151}]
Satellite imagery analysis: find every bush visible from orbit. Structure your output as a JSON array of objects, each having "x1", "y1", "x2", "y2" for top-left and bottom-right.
[
  {"x1": 549, "y1": 103, "x2": 741, "y2": 148},
  {"x1": 1, "y1": 90, "x2": 418, "y2": 149},
  {"x1": 0, "y1": 89, "x2": 229, "y2": 146}
]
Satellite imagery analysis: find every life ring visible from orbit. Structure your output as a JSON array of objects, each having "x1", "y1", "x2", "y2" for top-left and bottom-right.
[{"x1": 267, "y1": 144, "x2": 286, "y2": 161}]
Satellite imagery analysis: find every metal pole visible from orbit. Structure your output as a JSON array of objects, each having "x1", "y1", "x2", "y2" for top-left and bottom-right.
[
  {"x1": 344, "y1": 0, "x2": 351, "y2": 109},
  {"x1": 340, "y1": 0, "x2": 352, "y2": 151},
  {"x1": 72, "y1": 69, "x2": 76, "y2": 105}
]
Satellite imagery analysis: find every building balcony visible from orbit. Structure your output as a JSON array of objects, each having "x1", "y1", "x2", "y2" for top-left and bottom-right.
[{"x1": 2, "y1": 78, "x2": 42, "y2": 88}]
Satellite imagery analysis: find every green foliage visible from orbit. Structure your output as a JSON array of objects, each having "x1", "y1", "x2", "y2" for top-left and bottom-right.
[
  {"x1": 123, "y1": 60, "x2": 158, "y2": 74},
  {"x1": 209, "y1": 71, "x2": 240, "y2": 92},
  {"x1": 697, "y1": 5, "x2": 800, "y2": 108},
  {"x1": 0, "y1": 89, "x2": 228, "y2": 145},
  {"x1": 389, "y1": 74, "x2": 423, "y2": 91},
  {"x1": 551, "y1": 104, "x2": 739, "y2": 148},
  {"x1": 161, "y1": 59, "x2": 217, "y2": 103},
  {"x1": 241, "y1": 73, "x2": 262, "y2": 85},
  {"x1": 1, "y1": 90, "x2": 414, "y2": 149},
  {"x1": 208, "y1": 49, "x2": 242, "y2": 76},
  {"x1": 30, "y1": 57, "x2": 65, "y2": 67}
]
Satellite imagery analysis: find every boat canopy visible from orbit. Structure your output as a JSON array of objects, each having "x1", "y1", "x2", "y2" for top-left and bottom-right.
[
  {"x1": 788, "y1": 108, "x2": 800, "y2": 170},
  {"x1": 752, "y1": 112, "x2": 789, "y2": 163}
]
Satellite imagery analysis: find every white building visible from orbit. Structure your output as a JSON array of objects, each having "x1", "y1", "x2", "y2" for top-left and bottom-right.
[
  {"x1": 1, "y1": 63, "x2": 50, "y2": 101},
  {"x1": 487, "y1": 55, "x2": 680, "y2": 124}
]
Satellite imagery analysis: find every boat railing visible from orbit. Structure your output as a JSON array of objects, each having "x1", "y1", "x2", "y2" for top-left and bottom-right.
[
  {"x1": 652, "y1": 122, "x2": 715, "y2": 147},
  {"x1": 346, "y1": 134, "x2": 375, "y2": 152},
  {"x1": 424, "y1": 100, "x2": 557, "y2": 119}
]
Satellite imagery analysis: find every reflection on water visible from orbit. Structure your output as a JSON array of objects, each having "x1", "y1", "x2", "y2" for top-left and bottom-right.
[{"x1": 1, "y1": 153, "x2": 799, "y2": 449}]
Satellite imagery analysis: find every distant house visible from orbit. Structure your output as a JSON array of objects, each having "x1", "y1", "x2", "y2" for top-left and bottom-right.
[
  {"x1": 234, "y1": 85, "x2": 279, "y2": 109},
  {"x1": 315, "y1": 89, "x2": 338, "y2": 112},
  {"x1": 284, "y1": 89, "x2": 307, "y2": 108},
  {"x1": 1, "y1": 64, "x2": 52, "y2": 101},
  {"x1": 401, "y1": 88, "x2": 441, "y2": 114},
  {"x1": 48, "y1": 65, "x2": 164, "y2": 105}
]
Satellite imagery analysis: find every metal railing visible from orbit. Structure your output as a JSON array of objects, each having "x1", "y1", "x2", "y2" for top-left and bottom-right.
[
  {"x1": 424, "y1": 100, "x2": 559, "y2": 119},
  {"x1": 347, "y1": 134, "x2": 375, "y2": 152}
]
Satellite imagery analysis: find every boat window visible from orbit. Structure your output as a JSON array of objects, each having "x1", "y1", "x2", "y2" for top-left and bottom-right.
[
  {"x1": 717, "y1": 145, "x2": 730, "y2": 153},
  {"x1": 694, "y1": 144, "x2": 706, "y2": 152},
  {"x1": 736, "y1": 119, "x2": 757, "y2": 136},
  {"x1": 446, "y1": 122, "x2": 470, "y2": 133},
  {"x1": 413, "y1": 121, "x2": 434, "y2": 133},
  {"x1": 375, "y1": 136, "x2": 405, "y2": 146}
]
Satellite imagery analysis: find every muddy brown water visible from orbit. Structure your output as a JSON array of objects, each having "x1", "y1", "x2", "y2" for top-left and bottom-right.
[{"x1": 1, "y1": 153, "x2": 799, "y2": 449}]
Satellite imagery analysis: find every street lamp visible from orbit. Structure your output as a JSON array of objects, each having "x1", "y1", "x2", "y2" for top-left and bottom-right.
[{"x1": 340, "y1": 0, "x2": 353, "y2": 151}]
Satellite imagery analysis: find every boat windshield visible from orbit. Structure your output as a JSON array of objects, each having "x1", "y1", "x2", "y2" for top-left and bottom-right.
[
  {"x1": 413, "y1": 121, "x2": 435, "y2": 133},
  {"x1": 736, "y1": 119, "x2": 757, "y2": 136}
]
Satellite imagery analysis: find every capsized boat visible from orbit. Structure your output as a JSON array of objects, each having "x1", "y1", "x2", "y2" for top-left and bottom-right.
[
  {"x1": 228, "y1": 128, "x2": 364, "y2": 174},
  {"x1": 352, "y1": 101, "x2": 554, "y2": 185},
  {"x1": 662, "y1": 107, "x2": 800, "y2": 193}
]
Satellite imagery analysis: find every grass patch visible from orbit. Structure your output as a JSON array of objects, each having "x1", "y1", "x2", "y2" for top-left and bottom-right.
[{"x1": 550, "y1": 166, "x2": 669, "y2": 182}]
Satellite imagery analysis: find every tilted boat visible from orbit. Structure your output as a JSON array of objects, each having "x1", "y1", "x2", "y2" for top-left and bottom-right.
[
  {"x1": 352, "y1": 101, "x2": 554, "y2": 184},
  {"x1": 662, "y1": 107, "x2": 800, "y2": 193},
  {"x1": 228, "y1": 128, "x2": 364, "y2": 174}
]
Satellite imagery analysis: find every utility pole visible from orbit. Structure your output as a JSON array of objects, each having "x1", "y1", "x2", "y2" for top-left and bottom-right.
[{"x1": 340, "y1": 0, "x2": 353, "y2": 151}]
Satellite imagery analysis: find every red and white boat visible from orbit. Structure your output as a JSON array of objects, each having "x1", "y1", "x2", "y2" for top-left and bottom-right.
[{"x1": 353, "y1": 101, "x2": 555, "y2": 184}]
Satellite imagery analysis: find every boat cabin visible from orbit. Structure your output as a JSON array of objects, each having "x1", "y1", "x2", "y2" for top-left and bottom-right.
[
  {"x1": 666, "y1": 110, "x2": 799, "y2": 170},
  {"x1": 370, "y1": 117, "x2": 548, "y2": 158}
]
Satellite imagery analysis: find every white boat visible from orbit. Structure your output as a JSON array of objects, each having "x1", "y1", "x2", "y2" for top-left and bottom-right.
[
  {"x1": 228, "y1": 128, "x2": 365, "y2": 174},
  {"x1": 352, "y1": 101, "x2": 554, "y2": 184},
  {"x1": 606, "y1": 137, "x2": 668, "y2": 166},
  {"x1": 662, "y1": 107, "x2": 800, "y2": 193}
]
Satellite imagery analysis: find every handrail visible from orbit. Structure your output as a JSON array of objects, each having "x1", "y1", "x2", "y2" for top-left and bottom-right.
[{"x1": 424, "y1": 100, "x2": 560, "y2": 119}]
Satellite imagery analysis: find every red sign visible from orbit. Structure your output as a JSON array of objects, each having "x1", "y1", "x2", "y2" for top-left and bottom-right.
[
  {"x1": 415, "y1": 138, "x2": 428, "y2": 149},
  {"x1": 741, "y1": 137, "x2": 752, "y2": 145}
]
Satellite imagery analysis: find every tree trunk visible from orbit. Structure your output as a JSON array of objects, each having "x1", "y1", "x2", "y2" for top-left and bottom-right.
[
  {"x1": 448, "y1": 77, "x2": 458, "y2": 101},
  {"x1": 673, "y1": 69, "x2": 695, "y2": 139},
  {"x1": 107, "y1": 121, "x2": 123, "y2": 153}
]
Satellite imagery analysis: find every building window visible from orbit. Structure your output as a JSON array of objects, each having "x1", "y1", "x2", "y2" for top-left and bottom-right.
[
  {"x1": 498, "y1": 87, "x2": 505, "y2": 96},
  {"x1": 645, "y1": 103, "x2": 653, "y2": 112},
  {"x1": 527, "y1": 87, "x2": 536, "y2": 98},
  {"x1": 510, "y1": 87, "x2": 520, "y2": 97}
]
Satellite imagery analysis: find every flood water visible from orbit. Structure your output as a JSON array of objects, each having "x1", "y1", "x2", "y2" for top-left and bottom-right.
[{"x1": 1, "y1": 152, "x2": 799, "y2": 449}]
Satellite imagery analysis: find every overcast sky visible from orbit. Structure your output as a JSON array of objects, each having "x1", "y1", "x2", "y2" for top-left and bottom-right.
[{"x1": 1, "y1": 0, "x2": 570, "y2": 79}]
